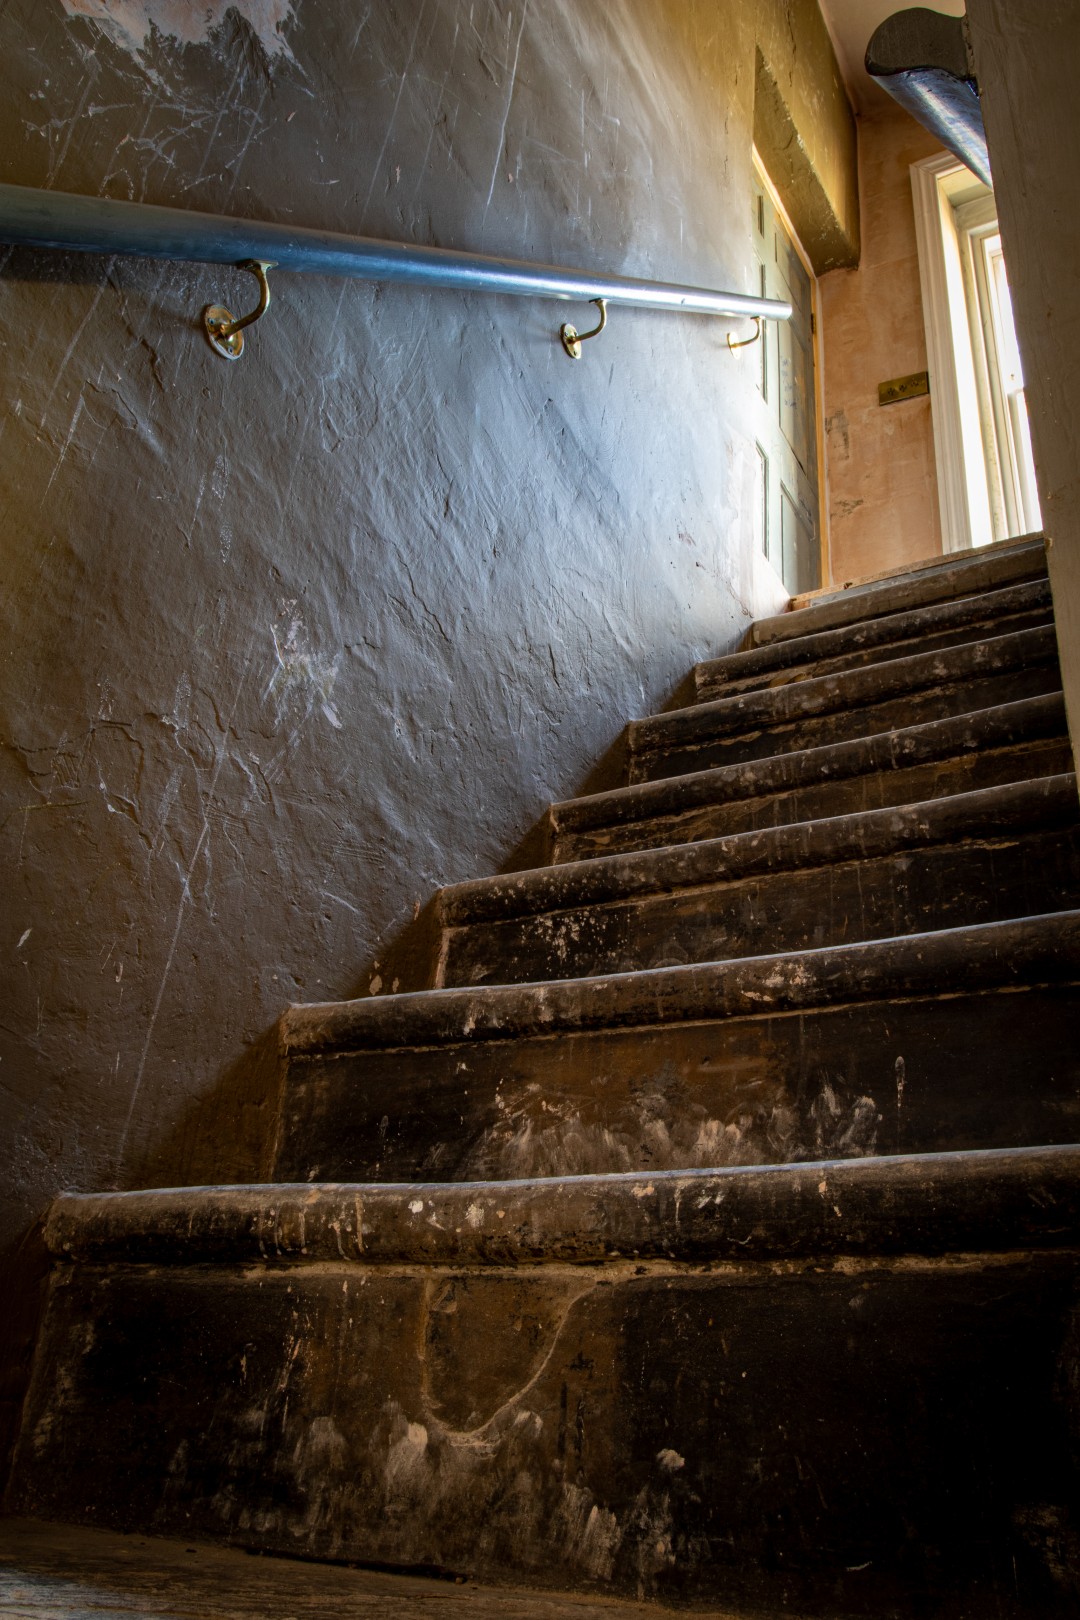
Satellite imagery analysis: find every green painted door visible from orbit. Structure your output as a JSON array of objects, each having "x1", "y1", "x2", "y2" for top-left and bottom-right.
[{"x1": 750, "y1": 170, "x2": 821, "y2": 594}]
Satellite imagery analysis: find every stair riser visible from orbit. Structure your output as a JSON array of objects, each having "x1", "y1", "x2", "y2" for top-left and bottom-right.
[
  {"x1": 696, "y1": 601, "x2": 1054, "y2": 701},
  {"x1": 554, "y1": 736, "x2": 1074, "y2": 862},
  {"x1": 440, "y1": 825, "x2": 1080, "y2": 986},
  {"x1": 630, "y1": 664, "x2": 1060, "y2": 782},
  {"x1": 276, "y1": 985, "x2": 1080, "y2": 1183},
  {"x1": 13, "y1": 1253, "x2": 1080, "y2": 1614}
]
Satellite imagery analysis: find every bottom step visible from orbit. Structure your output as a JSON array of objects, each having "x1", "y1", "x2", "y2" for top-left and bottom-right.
[
  {"x1": 0, "y1": 1516, "x2": 669, "y2": 1619},
  {"x1": 10, "y1": 1150, "x2": 1080, "y2": 1617}
]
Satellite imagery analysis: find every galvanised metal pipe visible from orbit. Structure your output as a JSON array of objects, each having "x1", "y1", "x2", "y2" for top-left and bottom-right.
[{"x1": 0, "y1": 182, "x2": 792, "y2": 323}]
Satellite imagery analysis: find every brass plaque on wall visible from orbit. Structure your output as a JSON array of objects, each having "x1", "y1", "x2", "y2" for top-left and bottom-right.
[{"x1": 879, "y1": 371, "x2": 930, "y2": 406}]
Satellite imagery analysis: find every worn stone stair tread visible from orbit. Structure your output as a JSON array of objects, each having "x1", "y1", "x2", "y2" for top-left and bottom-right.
[
  {"x1": 550, "y1": 691, "x2": 1069, "y2": 859},
  {"x1": 439, "y1": 773, "x2": 1078, "y2": 937},
  {"x1": 630, "y1": 622, "x2": 1059, "y2": 779},
  {"x1": 439, "y1": 773, "x2": 1080, "y2": 983},
  {"x1": 757, "y1": 534, "x2": 1048, "y2": 642},
  {"x1": 751, "y1": 534, "x2": 1047, "y2": 646},
  {"x1": 693, "y1": 576, "x2": 1053, "y2": 700},
  {"x1": 787, "y1": 531, "x2": 1045, "y2": 612},
  {"x1": 19, "y1": 1151, "x2": 1080, "y2": 1613},
  {"x1": 42, "y1": 1144, "x2": 1080, "y2": 1269},
  {"x1": 283, "y1": 909, "x2": 1080, "y2": 1056}
]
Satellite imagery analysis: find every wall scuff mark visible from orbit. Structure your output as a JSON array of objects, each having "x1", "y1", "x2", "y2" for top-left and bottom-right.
[{"x1": 59, "y1": 0, "x2": 298, "y2": 62}]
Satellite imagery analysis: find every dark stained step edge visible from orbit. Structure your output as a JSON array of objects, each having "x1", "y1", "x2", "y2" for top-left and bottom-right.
[
  {"x1": 550, "y1": 692, "x2": 1069, "y2": 842},
  {"x1": 751, "y1": 535, "x2": 1047, "y2": 647},
  {"x1": 631, "y1": 622, "x2": 1058, "y2": 759},
  {"x1": 281, "y1": 909, "x2": 1080, "y2": 1055},
  {"x1": 43, "y1": 1145, "x2": 1080, "y2": 1268},
  {"x1": 694, "y1": 577, "x2": 1053, "y2": 699},
  {"x1": 438, "y1": 773, "x2": 1079, "y2": 929}
]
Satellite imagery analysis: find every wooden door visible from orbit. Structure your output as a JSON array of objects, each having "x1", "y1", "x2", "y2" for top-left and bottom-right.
[{"x1": 750, "y1": 168, "x2": 821, "y2": 594}]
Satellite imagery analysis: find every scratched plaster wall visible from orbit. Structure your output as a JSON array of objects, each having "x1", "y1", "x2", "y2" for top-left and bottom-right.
[{"x1": 0, "y1": 0, "x2": 855, "y2": 1468}]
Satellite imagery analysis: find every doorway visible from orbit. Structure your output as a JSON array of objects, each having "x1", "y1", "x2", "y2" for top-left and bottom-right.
[
  {"x1": 911, "y1": 151, "x2": 1042, "y2": 551},
  {"x1": 749, "y1": 157, "x2": 823, "y2": 595}
]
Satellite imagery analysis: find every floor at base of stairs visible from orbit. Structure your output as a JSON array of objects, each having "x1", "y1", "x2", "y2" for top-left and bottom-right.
[{"x1": 0, "y1": 1517, "x2": 767, "y2": 1620}]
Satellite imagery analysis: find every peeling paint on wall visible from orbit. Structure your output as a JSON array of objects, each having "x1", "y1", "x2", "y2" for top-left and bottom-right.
[{"x1": 59, "y1": 0, "x2": 297, "y2": 61}]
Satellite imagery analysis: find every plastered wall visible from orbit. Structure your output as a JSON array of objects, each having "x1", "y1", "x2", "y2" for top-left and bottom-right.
[
  {"x1": 0, "y1": 0, "x2": 854, "y2": 1469},
  {"x1": 820, "y1": 101, "x2": 944, "y2": 583}
]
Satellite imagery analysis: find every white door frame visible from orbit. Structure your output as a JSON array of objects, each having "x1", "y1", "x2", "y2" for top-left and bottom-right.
[
  {"x1": 752, "y1": 147, "x2": 830, "y2": 588},
  {"x1": 910, "y1": 150, "x2": 996, "y2": 553}
]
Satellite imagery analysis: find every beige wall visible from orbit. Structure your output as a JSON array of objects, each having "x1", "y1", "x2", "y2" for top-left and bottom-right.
[
  {"x1": 966, "y1": 0, "x2": 1080, "y2": 776},
  {"x1": 819, "y1": 103, "x2": 945, "y2": 584}
]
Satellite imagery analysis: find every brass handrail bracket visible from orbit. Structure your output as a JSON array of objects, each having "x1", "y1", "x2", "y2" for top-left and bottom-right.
[
  {"x1": 561, "y1": 297, "x2": 608, "y2": 359},
  {"x1": 203, "y1": 259, "x2": 275, "y2": 361},
  {"x1": 727, "y1": 316, "x2": 762, "y2": 353}
]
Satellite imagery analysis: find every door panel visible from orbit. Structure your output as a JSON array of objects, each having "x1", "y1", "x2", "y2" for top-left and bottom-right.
[
  {"x1": 781, "y1": 483, "x2": 814, "y2": 593},
  {"x1": 750, "y1": 170, "x2": 820, "y2": 594}
]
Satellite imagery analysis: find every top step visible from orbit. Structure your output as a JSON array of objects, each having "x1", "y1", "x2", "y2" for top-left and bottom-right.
[{"x1": 751, "y1": 535, "x2": 1047, "y2": 647}]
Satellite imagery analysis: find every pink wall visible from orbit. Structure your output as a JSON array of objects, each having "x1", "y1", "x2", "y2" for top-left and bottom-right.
[{"x1": 819, "y1": 103, "x2": 945, "y2": 584}]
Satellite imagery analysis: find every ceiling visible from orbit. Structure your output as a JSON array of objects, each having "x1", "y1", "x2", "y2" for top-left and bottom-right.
[{"x1": 819, "y1": 0, "x2": 967, "y2": 114}]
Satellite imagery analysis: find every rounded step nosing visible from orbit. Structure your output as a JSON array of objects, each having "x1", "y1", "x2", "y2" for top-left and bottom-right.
[
  {"x1": 751, "y1": 537, "x2": 1048, "y2": 647},
  {"x1": 632, "y1": 624, "x2": 1059, "y2": 756},
  {"x1": 440, "y1": 774, "x2": 1079, "y2": 927},
  {"x1": 694, "y1": 580, "x2": 1054, "y2": 697},
  {"x1": 551, "y1": 693, "x2": 1069, "y2": 837},
  {"x1": 282, "y1": 910, "x2": 1080, "y2": 1056},
  {"x1": 43, "y1": 1144, "x2": 1080, "y2": 1268}
]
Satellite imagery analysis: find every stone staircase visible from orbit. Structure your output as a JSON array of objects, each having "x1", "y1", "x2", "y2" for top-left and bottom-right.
[{"x1": 8, "y1": 535, "x2": 1080, "y2": 1617}]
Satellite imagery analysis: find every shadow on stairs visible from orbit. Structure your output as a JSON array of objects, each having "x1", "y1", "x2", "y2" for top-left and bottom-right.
[{"x1": 6, "y1": 534, "x2": 1080, "y2": 1617}]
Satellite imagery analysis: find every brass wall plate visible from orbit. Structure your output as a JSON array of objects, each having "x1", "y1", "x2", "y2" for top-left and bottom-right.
[{"x1": 879, "y1": 370, "x2": 930, "y2": 406}]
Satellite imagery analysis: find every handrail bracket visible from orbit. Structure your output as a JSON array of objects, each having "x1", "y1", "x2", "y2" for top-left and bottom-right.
[
  {"x1": 203, "y1": 259, "x2": 275, "y2": 361},
  {"x1": 728, "y1": 316, "x2": 762, "y2": 353},
  {"x1": 561, "y1": 298, "x2": 608, "y2": 360}
]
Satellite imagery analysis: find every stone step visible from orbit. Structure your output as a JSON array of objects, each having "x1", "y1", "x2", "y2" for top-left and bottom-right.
[
  {"x1": 275, "y1": 911, "x2": 1080, "y2": 1185},
  {"x1": 12, "y1": 1147, "x2": 1080, "y2": 1615},
  {"x1": 629, "y1": 624, "x2": 1060, "y2": 783},
  {"x1": 694, "y1": 575, "x2": 1054, "y2": 701},
  {"x1": 550, "y1": 692, "x2": 1071, "y2": 862},
  {"x1": 436, "y1": 774, "x2": 1080, "y2": 987},
  {"x1": 33, "y1": 1143, "x2": 1080, "y2": 1269},
  {"x1": 751, "y1": 533, "x2": 1047, "y2": 646},
  {"x1": 0, "y1": 1517, "x2": 670, "y2": 1620},
  {"x1": 788, "y1": 531, "x2": 1045, "y2": 611}
]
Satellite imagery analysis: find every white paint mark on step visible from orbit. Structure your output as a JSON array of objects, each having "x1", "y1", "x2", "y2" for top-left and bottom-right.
[{"x1": 657, "y1": 1448, "x2": 685, "y2": 1472}]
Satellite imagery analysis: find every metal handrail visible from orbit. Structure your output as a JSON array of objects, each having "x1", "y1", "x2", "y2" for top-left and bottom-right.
[{"x1": 0, "y1": 181, "x2": 791, "y2": 362}]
